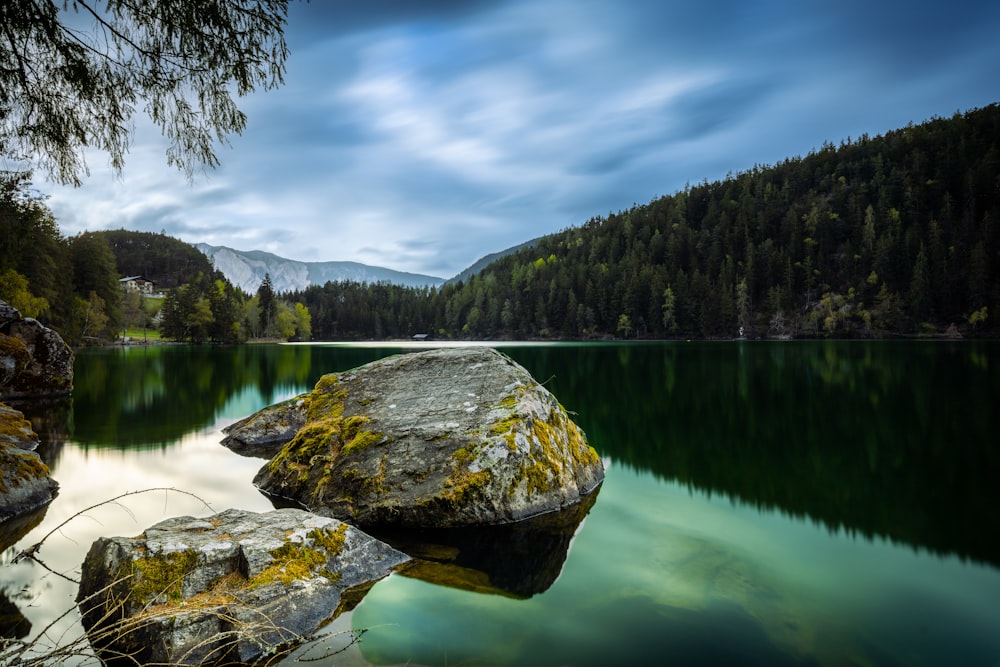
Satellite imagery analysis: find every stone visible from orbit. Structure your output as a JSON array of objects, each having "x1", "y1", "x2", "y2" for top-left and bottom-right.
[
  {"x1": 221, "y1": 394, "x2": 308, "y2": 459},
  {"x1": 0, "y1": 403, "x2": 58, "y2": 523},
  {"x1": 248, "y1": 347, "x2": 604, "y2": 528},
  {"x1": 0, "y1": 301, "x2": 73, "y2": 400},
  {"x1": 77, "y1": 507, "x2": 410, "y2": 666}
]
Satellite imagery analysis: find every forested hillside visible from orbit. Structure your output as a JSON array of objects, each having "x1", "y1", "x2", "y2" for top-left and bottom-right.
[
  {"x1": 95, "y1": 229, "x2": 219, "y2": 289},
  {"x1": 0, "y1": 173, "x2": 124, "y2": 343},
  {"x1": 293, "y1": 104, "x2": 1000, "y2": 339}
]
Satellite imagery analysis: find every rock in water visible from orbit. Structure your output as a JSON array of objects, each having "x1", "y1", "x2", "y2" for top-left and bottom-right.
[
  {"x1": 77, "y1": 507, "x2": 410, "y2": 666},
  {"x1": 0, "y1": 301, "x2": 73, "y2": 400},
  {"x1": 250, "y1": 347, "x2": 604, "y2": 527},
  {"x1": 0, "y1": 403, "x2": 58, "y2": 523}
]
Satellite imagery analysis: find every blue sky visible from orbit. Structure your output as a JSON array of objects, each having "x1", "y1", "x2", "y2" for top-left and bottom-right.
[{"x1": 43, "y1": 0, "x2": 1000, "y2": 279}]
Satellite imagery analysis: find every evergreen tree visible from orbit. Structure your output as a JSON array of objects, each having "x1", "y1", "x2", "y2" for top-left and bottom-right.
[
  {"x1": 69, "y1": 232, "x2": 122, "y2": 337},
  {"x1": 257, "y1": 273, "x2": 277, "y2": 337}
]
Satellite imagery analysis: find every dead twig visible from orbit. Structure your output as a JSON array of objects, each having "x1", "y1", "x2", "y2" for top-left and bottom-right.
[{"x1": 13, "y1": 487, "x2": 214, "y2": 566}]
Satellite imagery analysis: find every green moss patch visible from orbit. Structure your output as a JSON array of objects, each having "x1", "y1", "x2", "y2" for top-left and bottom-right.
[
  {"x1": 128, "y1": 525, "x2": 350, "y2": 613},
  {"x1": 249, "y1": 525, "x2": 348, "y2": 587},
  {"x1": 0, "y1": 444, "x2": 49, "y2": 494},
  {"x1": 489, "y1": 386, "x2": 600, "y2": 499},
  {"x1": 129, "y1": 549, "x2": 200, "y2": 607},
  {"x1": 266, "y1": 375, "x2": 382, "y2": 488}
]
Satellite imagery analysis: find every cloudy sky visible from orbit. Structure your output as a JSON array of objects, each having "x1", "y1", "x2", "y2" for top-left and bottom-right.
[{"x1": 41, "y1": 0, "x2": 1000, "y2": 279}]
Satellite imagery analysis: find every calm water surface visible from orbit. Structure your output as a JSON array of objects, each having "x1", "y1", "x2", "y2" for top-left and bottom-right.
[{"x1": 1, "y1": 341, "x2": 998, "y2": 666}]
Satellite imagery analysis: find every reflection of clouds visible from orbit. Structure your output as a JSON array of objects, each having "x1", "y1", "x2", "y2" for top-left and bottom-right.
[{"x1": 1, "y1": 429, "x2": 277, "y2": 657}]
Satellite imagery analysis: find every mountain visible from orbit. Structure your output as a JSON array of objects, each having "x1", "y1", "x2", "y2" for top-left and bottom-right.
[{"x1": 195, "y1": 243, "x2": 446, "y2": 293}]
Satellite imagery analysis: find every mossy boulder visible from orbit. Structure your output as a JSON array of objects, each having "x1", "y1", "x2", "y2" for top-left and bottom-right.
[
  {"x1": 247, "y1": 347, "x2": 604, "y2": 528},
  {"x1": 0, "y1": 403, "x2": 58, "y2": 523},
  {"x1": 77, "y1": 507, "x2": 410, "y2": 666},
  {"x1": 0, "y1": 301, "x2": 73, "y2": 400}
]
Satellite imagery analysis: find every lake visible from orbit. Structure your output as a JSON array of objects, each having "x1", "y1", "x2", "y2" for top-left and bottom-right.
[{"x1": 2, "y1": 341, "x2": 999, "y2": 666}]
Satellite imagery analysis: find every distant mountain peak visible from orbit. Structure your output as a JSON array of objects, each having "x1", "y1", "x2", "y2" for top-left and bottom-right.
[{"x1": 194, "y1": 243, "x2": 445, "y2": 293}]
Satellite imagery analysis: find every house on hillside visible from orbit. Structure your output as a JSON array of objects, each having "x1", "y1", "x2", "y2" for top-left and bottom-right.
[{"x1": 119, "y1": 276, "x2": 157, "y2": 295}]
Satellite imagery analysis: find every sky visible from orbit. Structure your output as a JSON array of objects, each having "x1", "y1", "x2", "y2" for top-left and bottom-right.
[{"x1": 37, "y1": 0, "x2": 1000, "y2": 279}]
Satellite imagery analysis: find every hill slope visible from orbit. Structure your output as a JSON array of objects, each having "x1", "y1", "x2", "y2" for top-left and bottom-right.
[
  {"x1": 290, "y1": 103, "x2": 1000, "y2": 339},
  {"x1": 95, "y1": 229, "x2": 220, "y2": 289}
]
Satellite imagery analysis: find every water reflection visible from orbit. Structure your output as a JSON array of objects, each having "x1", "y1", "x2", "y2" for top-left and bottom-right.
[
  {"x1": 60, "y1": 342, "x2": 1000, "y2": 569},
  {"x1": 0, "y1": 507, "x2": 49, "y2": 641},
  {"x1": 368, "y1": 490, "x2": 599, "y2": 599},
  {"x1": 1, "y1": 341, "x2": 998, "y2": 666},
  {"x1": 68, "y1": 345, "x2": 315, "y2": 448},
  {"x1": 503, "y1": 341, "x2": 1000, "y2": 568}
]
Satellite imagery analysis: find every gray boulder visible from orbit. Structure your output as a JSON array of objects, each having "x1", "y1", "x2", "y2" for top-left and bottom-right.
[
  {"x1": 77, "y1": 507, "x2": 410, "y2": 666},
  {"x1": 249, "y1": 347, "x2": 604, "y2": 528},
  {"x1": 221, "y1": 394, "x2": 308, "y2": 459},
  {"x1": 0, "y1": 403, "x2": 58, "y2": 523},
  {"x1": 0, "y1": 301, "x2": 73, "y2": 400}
]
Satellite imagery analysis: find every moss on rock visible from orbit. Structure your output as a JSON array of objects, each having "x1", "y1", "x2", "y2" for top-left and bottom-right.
[
  {"x1": 250, "y1": 348, "x2": 604, "y2": 529},
  {"x1": 77, "y1": 509, "x2": 410, "y2": 667},
  {"x1": 0, "y1": 405, "x2": 49, "y2": 499},
  {"x1": 249, "y1": 524, "x2": 349, "y2": 587},
  {"x1": 129, "y1": 549, "x2": 200, "y2": 607}
]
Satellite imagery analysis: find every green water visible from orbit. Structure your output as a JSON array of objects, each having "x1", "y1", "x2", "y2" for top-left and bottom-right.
[{"x1": 2, "y1": 341, "x2": 998, "y2": 666}]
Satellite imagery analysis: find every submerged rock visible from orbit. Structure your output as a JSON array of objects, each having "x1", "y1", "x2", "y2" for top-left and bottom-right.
[
  {"x1": 77, "y1": 507, "x2": 410, "y2": 666},
  {"x1": 0, "y1": 403, "x2": 58, "y2": 523},
  {"x1": 371, "y1": 486, "x2": 600, "y2": 599},
  {"x1": 248, "y1": 347, "x2": 604, "y2": 528}
]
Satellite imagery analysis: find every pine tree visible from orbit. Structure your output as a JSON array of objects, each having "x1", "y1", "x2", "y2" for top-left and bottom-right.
[{"x1": 257, "y1": 273, "x2": 277, "y2": 338}]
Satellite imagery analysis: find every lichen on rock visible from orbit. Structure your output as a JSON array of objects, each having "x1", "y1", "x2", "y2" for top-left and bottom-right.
[
  {"x1": 0, "y1": 403, "x2": 58, "y2": 523},
  {"x1": 77, "y1": 507, "x2": 410, "y2": 666},
  {"x1": 246, "y1": 347, "x2": 605, "y2": 528}
]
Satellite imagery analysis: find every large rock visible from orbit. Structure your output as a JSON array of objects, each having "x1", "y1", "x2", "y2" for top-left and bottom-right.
[
  {"x1": 77, "y1": 507, "x2": 410, "y2": 666},
  {"x1": 248, "y1": 347, "x2": 604, "y2": 528},
  {"x1": 0, "y1": 301, "x2": 73, "y2": 400},
  {"x1": 0, "y1": 403, "x2": 58, "y2": 523}
]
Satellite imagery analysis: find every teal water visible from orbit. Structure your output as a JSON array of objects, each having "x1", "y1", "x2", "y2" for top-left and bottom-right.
[{"x1": 2, "y1": 341, "x2": 998, "y2": 666}]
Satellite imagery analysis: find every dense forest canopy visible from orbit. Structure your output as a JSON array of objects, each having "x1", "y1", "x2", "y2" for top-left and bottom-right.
[
  {"x1": 291, "y1": 104, "x2": 1000, "y2": 339},
  {"x1": 0, "y1": 198, "x2": 291, "y2": 345}
]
